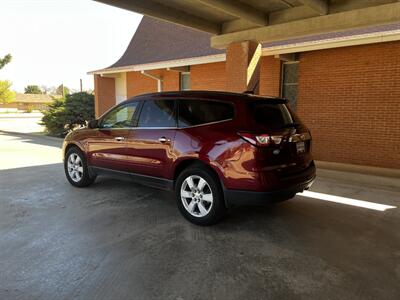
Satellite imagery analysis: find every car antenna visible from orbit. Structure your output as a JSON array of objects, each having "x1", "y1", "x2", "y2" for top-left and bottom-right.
[{"x1": 243, "y1": 81, "x2": 259, "y2": 95}]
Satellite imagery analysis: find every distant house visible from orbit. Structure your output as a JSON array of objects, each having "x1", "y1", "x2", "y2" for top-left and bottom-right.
[{"x1": 0, "y1": 93, "x2": 54, "y2": 112}]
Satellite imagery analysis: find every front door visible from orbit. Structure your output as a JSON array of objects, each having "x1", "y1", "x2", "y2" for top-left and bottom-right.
[
  {"x1": 125, "y1": 99, "x2": 177, "y2": 179},
  {"x1": 87, "y1": 101, "x2": 140, "y2": 172}
]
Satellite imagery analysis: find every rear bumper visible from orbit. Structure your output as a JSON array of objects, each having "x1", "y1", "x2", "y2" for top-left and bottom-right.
[{"x1": 223, "y1": 175, "x2": 316, "y2": 207}]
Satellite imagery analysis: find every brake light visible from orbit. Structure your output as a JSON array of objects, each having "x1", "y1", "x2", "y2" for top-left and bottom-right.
[{"x1": 238, "y1": 132, "x2": 271, "y2": 147}]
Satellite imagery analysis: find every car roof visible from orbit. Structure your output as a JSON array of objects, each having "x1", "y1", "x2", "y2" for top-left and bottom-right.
[{"x1": 126, "y1": 90, "x2": 287, "y2": 104}]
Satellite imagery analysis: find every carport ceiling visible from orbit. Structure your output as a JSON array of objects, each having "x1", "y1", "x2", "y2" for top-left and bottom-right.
[{"x1": 95, "y1": 0, "x2": 400, "y2": 48}]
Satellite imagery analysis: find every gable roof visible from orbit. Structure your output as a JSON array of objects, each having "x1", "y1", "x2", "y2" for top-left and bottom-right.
[
  {"x1": 89, "y1": 17, "x2": 400, "y2": 75},
  {"x1": 110, "y1": 16, "x2": 223, "y2": 69}
]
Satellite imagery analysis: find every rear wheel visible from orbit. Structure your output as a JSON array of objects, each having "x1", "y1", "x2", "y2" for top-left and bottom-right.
[
  {"x1": 175, "y1": 164, "x2": 226, "y2": 225},
  {"x1": 64, "y1": 147, "x2": 96, "y2": 187}
]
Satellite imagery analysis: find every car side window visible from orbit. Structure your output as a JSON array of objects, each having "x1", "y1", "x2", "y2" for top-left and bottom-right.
[
  {"x1": 137, "y1": 100, "x2": 176, "y2": 128},
  {"x1": 178, "y1": 100, "x2": 234, "y2": 127},
  {"x1": 100, "y1": 102, "x2": 139, "y2": 129}
]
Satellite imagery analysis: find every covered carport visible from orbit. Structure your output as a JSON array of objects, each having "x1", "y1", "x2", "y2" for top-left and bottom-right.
[
  {"x1": 1, "y1": 1, "x2": 400, "y2": 299},
  {"x1": 95, "y1": 0, "x2": 400, "y2": 93}
]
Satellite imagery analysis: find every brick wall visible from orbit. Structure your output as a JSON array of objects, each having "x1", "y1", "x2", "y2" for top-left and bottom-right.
[
  {"x1": 94, "y1": 74, "x2": 116, "y2": 117},
  {"x1": 260, "y1": 56, "x2": 281, "y2": 97},
  {"x1": 126, "y1": 70, "x2": 180, "y2": 97},
  {"x1": 297, "y1": 41, "x2": 400, "y2": 169},
  {"x1": 191, "y1": 62, "x2": 226, "y2": 90},
  {"x1": 125, "y1": 62, "x2": 227, "y2": 95}
]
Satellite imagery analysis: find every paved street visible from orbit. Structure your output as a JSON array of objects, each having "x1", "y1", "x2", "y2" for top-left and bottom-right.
[
  {"x1": 0, "y1": 112, "x2": 44, "y2": 133},
  {"x1": 0, "y1": 131, "x2": 399, "y2": 300}
]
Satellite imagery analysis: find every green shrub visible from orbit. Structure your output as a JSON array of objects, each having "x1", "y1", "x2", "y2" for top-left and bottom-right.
[
  {"x1": 64, "y1": 92, "x2": 95, "y2": 131},
  {"x1": 40, "y1": 92, "x2": 94, "y2": 137},
  {"x1": 40, "y1": 98, "x2": 67, "y2": 136}
]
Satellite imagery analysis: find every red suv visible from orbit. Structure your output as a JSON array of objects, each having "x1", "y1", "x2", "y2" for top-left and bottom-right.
[{"x1": 63, "y1": 91, "x2": 315, "y2": 225}]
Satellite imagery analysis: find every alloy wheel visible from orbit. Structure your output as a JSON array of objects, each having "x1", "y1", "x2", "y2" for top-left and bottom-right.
[
  {"x1": 67, "y1": 153, "x2": 83, "y2": 182},
  {"x1": 180, "y1": 175, "x2": 213, "y2": 217}
]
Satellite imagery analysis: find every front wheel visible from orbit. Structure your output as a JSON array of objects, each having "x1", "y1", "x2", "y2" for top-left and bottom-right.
[
  {"x1": 175, "y1": 165, "x2": 226, "y2": 225},
  {"x1": 64, "y1": 147, "x2": 96, "y2": 187}
]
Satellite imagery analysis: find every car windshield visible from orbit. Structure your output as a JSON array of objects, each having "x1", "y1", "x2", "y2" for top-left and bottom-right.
[{"x1": 248, "y1": 101, "x2": 294, "y2": 129}]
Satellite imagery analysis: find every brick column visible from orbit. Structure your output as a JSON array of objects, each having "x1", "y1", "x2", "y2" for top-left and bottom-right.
[
  {"x1": 225, "y1": 40, "x2": 262, "y2": 94},
  {"x1": 259, "y1": 56, "x2": 282, "y2": 97},
  {"x1": 94, "y1": 74, "x2": 116, "y2": 118}
]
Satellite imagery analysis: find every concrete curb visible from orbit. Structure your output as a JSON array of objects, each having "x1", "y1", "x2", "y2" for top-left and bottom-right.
[
  {"x1": 317, "y1": 168, "x2": 400, "y2": 190},
  {"x1": 316, "y1": 160, "x2": 400, "y2": 179}
]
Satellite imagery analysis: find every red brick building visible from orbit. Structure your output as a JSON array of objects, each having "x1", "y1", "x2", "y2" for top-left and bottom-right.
[{"x1": 90, "y1": 17, "x2": 400, "y2": 170}]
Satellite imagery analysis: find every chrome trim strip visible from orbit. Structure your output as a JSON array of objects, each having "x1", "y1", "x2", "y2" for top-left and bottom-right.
[
  {"x1": 95, "y1": 118, "x2": 233, "y2": 130},
  {"x1": 177, "y1": 118, "x2": 233, "y2": 129}
]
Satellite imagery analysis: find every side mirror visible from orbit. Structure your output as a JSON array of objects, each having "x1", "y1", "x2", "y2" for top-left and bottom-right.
[{"x1": 88, "y1": 119, "x2": 99, "y2": 129}]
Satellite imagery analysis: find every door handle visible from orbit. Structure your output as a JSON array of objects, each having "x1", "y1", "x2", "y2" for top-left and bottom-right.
[
  {"x1": 158, "y1": 137, "x2": 170, "y2": 143},
  {"x1": 114, "y1": 136, "x2": 125, "y2": 141}
]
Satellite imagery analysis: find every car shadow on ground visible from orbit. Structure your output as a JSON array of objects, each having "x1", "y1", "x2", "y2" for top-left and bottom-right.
[
  {"x1": 0, "y1": 131, "x2": 63, "y2": 148},
  {"x1": 1, "y1": 163, "x2": 399, "y2": 299}
]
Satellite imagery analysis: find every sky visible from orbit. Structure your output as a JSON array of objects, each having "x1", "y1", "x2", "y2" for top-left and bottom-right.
[{"x1": 0, "y1": 0, "x2": 142, "y2": 93}]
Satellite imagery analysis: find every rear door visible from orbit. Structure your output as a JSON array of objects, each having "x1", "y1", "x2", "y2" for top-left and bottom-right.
[
  {"x1": 87, "y1": 101, "x2": 140, "y2": 172},
  {"x1": 125, "y1": 99, "x2": 177, "y2": 179}
]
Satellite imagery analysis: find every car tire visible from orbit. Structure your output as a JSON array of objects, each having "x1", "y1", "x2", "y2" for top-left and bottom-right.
[
  {"x1": 175, "y1": 164, "x2": 227, "y2": 225},
  {"x1": 64, "y1": 146, "x2": 96, "y2": 187}
]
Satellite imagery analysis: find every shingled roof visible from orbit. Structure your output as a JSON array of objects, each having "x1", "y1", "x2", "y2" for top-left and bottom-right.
[
  {"x1": 90, "y1": 16, "x2": 400, "y2": 74},
  {"x1": 110, "y1": 16, "x2": 223, "y2": 68}
]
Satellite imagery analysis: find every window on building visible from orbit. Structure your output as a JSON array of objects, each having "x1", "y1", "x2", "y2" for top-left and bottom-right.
[
  {"x1": 101, "y1": 102, "x2": 139, "y2": 128},
  {"x1": 281, "y1": 61, "x2": 299, "y2": 110},
  {"x1": 178, "y1": 100, "x2": 234, "y2": 127},
  {"x1": 137, "y1": 100, "x2": 176, "y2": 128},
  {"x1": 180, "y1": 72, "x2": 191, "y2": 91}
]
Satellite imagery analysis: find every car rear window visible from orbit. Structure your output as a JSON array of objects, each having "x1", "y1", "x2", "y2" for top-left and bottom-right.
[
  {"x1": 178, "y1": 100, "x2": 234, "y2": 127},
  {"x1": 248, "y1": 101, "x2": 293, "y2": 129}
]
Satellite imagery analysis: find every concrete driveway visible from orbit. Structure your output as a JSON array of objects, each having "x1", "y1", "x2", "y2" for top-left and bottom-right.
[{"x1": 0, "y1": 131, "x2": 399, "y2": 300}]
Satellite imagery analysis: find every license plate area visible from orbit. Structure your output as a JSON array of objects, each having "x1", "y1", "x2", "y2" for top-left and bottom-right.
[{"x1": 296, "y1": 141, "x2": 305, "y2": 154}]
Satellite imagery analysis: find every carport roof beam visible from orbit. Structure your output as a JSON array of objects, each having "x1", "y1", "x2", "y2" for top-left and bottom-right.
[
  {"x1": 211, "y1": 2, "x2": 400, "y2": 48},
  {"x1": 298, "y1": 0, "x2": 328, "y2": 15},
  {"x1": 197, "y1": 0, "x2": 267, "y2": 26},
  {"x1": 95, "y1": 0, "x2": 220, "y2": 34}
]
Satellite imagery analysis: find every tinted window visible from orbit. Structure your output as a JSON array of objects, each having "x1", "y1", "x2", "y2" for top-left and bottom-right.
[
  {"x1": 248, "y1": 101, "x2": 293, "y2": 129},
  {"x1": 138, "y1": 100, "x2": 176, "y2": 128},
  {"x1": 178, "y1": 100, "x2": 234, "y2": 127},
  {"x1": 101, "y1": 102, "x2": 139, "y2": 128}
]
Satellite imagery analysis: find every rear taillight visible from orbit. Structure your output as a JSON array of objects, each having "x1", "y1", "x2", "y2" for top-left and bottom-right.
[
  {"x1": 238, "y1": 132, "x2": 283, "y2": 147},
  {"x1": 238, "y1": 132, "x2": 271, "y2": 147}
]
